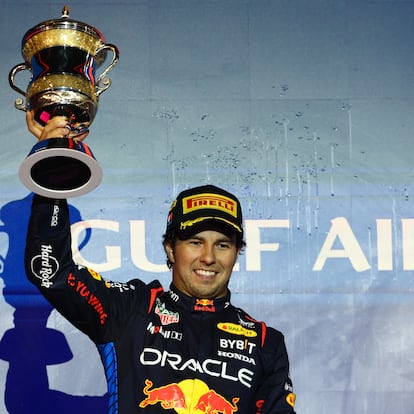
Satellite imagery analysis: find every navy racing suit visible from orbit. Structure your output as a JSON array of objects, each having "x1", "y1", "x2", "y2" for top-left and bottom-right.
[{"x1": 25, "y1": 195, "x2": 296, "y2": 414}]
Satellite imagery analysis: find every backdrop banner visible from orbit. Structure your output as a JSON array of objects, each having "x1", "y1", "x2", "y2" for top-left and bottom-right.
[{"x1": 1, "y1": 1, "x2": 414, "y2": 413}]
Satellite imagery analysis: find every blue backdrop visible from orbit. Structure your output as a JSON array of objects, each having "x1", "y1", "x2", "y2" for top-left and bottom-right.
[{"x1": 1, "y1": 1, "x2": 414, "y2": 413}]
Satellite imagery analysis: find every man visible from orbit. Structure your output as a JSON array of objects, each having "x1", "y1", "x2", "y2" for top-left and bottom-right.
[{"x1": 25, "y1": 113, "x2": 296, "y2": 413}]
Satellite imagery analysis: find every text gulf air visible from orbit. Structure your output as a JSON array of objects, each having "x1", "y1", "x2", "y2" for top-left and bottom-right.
[
  {"x1": 139, "y1": 348, "x2": 254, "y2": 388},
  {"x1": 70, "y1": 217, "x2": 414, "y2": 273}
]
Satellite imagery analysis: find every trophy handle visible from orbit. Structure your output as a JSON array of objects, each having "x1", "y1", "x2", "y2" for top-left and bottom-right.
[
  {"x1": 8, "y1": 63, "x2": 30, "y2": 111},
  {"x1": 95, "y1": 44, "x2": 120, "y2": 96}
]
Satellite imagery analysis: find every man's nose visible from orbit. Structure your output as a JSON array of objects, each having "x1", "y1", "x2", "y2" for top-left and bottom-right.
[{"x1": 200, "y1": 244, "x2": 215, "y2": 264}]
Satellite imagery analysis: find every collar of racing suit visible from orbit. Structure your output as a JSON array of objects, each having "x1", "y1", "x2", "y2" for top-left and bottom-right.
[{"x1": 167, "y1": 284, "x2": 231, "y2": 313}]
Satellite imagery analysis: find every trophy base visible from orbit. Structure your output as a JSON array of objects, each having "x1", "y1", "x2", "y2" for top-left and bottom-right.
[{"x1": 19, "y1": 138, "x2": 103, "y2": 199}]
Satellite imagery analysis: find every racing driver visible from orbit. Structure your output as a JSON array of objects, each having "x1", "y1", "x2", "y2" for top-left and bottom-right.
[{"x1": 24, "y1": 112, "x2": 297, "y2": 414}]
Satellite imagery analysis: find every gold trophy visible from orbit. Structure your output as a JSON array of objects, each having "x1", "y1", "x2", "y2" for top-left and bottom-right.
[{"x1": 9, "y1": 6, "x2": 119, "y2": 198}]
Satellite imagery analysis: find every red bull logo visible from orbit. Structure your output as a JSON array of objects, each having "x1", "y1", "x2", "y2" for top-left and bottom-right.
[
  {"x1": 139, "y1": 379, "x2": 240, "y2": 413},
  {"x1": 194, "y1": 299, "x2": 216, "y2": 312},
  {"x1": 139, "y1": 379, "x2": 187, "y2": 410},
  {"x1": 196, "y1": 299, "x2": 214, "y2": 306},
  {"x1": 194, "y1": 390, "x2": 239, "y2": 414}
]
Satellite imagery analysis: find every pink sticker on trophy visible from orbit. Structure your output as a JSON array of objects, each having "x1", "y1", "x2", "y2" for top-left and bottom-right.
[{"x1": 39, "y1": 111, "x2": 51, "y2": 124}]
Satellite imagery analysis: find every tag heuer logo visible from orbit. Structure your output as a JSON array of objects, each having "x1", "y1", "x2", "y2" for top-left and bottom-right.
[{"x1": 155, "y1": 299, "x2": 179, "y2": 325}]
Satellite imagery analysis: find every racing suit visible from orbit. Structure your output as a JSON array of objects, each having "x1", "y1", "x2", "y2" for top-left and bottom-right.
[{"x1": 25, "y1": 195, "x2": 296, "y2": 414}]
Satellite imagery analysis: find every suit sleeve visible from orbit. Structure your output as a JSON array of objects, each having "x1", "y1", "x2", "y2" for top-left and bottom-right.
[
  {"x1": 257, "y1": 328, "x2": 296, "y2": 414},
  {"x1": 24, "y1": 194, "x2": 153, "y2": 344}
]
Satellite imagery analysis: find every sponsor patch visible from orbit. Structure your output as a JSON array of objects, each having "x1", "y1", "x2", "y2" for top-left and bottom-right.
[
  {"x1": 183, "y1": 193, "x2": 237, "y2": 218},
  {"x1": 30, "y1": 244, "x2": 59, "y2": 288},
  {"x1": 67, "y1": 273, "x2": 108, "y2": 325},
  {"x1": 50, "y1": 204, "x2": 59, "y2": 227},
  {"x1": 105, "y1": 280, "x2": 136, "y2": 292},
  {"x1": 140, "y1": 378, "x2": 240, "y2": 414},
  {"x1": 286, "y1": 392, "x2": 296, "y2": 408},
  {"x1": 87, "y1": 268, "x2": 102, "y2": 281},
  {"x1": 217, "y1": 322, "x2": 257, "y2": 337},
  {"x1": 140, "y1": 348, "x2": 253, "y2": 388},
  {"x1": 155, "y1": 298, "x2": 179, "y2": 325},
  {"x1": 146, "y1": 322, "x2": 182, "y2": 341},
  {"x1": 256, "y1": 399, "x2": 265, "y2": 413},
  {"x1": 139, "y1": 379, "x2": 240, "y2": 414},
  {"x1": 193, "y1": 298, "x2": 216, "y2": 312}
]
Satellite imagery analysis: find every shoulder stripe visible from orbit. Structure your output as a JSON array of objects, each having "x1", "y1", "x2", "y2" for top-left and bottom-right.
[{"x1": 147, "y1": 286, "x2": 164, "y2": 314}]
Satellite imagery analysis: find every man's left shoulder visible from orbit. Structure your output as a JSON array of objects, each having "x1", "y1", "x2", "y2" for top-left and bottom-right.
[{"x1": 231, "y1": 306, "x2": 286, "y2": 347}]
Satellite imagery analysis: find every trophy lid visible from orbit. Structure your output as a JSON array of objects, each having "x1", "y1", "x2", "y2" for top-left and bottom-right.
[
  {"x1": 21, "y1": 6, "x2": 109, "y2": 62},
  {"x1": 22, "y1": 6, "x2": 106, "y2": 44}
]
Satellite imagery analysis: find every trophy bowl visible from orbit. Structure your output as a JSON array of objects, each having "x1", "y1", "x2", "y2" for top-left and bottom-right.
[{"x1": 9, "y1": 6, "x2": 119, "y2": 198}]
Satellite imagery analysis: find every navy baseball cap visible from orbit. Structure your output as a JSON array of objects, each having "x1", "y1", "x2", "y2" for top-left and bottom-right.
[{"x1": 165, "y1": 185, "x2": 243, "y2": 240}]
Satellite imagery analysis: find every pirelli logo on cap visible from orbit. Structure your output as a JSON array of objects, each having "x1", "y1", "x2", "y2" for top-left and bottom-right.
[{"x1": 183, "y1": 193, "x2": 238, "y2": 218}]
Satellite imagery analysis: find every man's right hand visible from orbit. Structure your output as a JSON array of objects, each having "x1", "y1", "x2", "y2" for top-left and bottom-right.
[{"x1": 26, "y1": 110, "x2": 89, "y2": 142}]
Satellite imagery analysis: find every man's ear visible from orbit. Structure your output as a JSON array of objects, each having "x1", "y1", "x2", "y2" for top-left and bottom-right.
[{"x1": 164, "y1": 242, "x2": 175, "y2": 264}]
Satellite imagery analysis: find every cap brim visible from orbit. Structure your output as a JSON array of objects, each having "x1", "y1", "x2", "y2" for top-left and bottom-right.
[{"x1": 177, "y1": 219, "x2": 240, "y2": 240}]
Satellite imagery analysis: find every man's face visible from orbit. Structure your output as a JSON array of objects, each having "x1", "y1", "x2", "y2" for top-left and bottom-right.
[{"x1": 167, "y1": 230, "x2": 240, "y2": 299}]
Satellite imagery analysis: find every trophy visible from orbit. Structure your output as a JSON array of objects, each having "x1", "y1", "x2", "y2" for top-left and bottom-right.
[{"x1": 9, "y1": 6, "x2": 119, "y2": 198}]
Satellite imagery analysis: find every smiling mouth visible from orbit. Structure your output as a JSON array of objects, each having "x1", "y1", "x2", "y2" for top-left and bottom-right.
[{"x1": 195, "y1": 269, "x2": 216, "y2": 277}]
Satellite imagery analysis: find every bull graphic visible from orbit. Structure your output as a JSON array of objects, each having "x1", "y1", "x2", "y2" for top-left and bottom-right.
[
  {"x1": 139, "y1": 379, "x2": 187, "y2": 409},
  {"x1": 194, "y1": 390, "x2": 239, "y2": 414}
]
